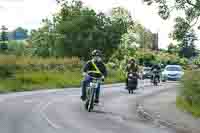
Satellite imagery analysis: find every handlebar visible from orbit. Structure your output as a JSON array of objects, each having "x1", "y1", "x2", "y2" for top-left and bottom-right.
[
  {"x1": 90, "y1": 76, "x2": 104, "y2": 80},
  {"x1": 85, "y1": 73, "x2": 104, "y2": 81}
]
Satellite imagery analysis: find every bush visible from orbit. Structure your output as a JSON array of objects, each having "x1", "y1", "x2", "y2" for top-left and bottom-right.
[
  {"x1": 106, "y1": 69, "x2": 125, "y2": 84},
  {"x1": 0, "y1": 65, "x2": 16, "y2": 78},
  {"x1": 7, "y1": 41, "x2": 29, "y2": 56},
  {"x1": 176, "y1": 96, "x2": 200, "y2": 117},
  {"x1": 177, "y1": 70, "x2": 200, "y2": 117},
  {"x1": 0, "y1": 55, "x2": 16, "y2": 78},
  {"x1": 193, "y1": 56, "x2": 200, "y2": 68},
  {"x1": 106, "y1": 62, "x2": 118, "y2": 70},
  {"x1": 181, "y1": 71, "x2": 200, "y2": 103}
]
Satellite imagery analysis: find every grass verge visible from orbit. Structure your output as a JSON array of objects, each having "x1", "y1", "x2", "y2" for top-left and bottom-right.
[
  {"x1": 0, "y1": 69, "x2": 125, "y2": 93},
  {"x1": 176, "y1": 70, "x2": 200, "y2": 118},
  {"x1": 176, "y1": 96, "x2": 200, "y2": 118}
]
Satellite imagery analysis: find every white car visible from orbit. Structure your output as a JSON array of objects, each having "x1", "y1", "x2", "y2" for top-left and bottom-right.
[{"x1": 162, "y1": 65, "x2": 184, "y2": 81}]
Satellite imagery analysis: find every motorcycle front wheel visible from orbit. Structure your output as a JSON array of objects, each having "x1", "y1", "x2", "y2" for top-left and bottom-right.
[{"x1": 87, "y1": 88, "x2": 95, "y2": 112}]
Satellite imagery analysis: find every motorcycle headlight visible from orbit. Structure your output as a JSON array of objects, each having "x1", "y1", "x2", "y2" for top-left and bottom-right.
[{"x1": 129, "y1": 74, "x2": 133, "y2": 76}]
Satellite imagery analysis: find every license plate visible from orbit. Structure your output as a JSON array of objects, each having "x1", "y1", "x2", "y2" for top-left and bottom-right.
[{"x1": 90, "y1": 82, "x2": 98, "y2": 88}]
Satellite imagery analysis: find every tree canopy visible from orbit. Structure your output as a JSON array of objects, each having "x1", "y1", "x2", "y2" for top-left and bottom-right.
[{"x1": 144, "y1": 0, "x2": 199, "y2": 58}]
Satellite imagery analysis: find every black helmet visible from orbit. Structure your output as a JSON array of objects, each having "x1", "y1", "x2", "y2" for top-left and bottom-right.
[
  {"x1": 129, "y1": 58, "x2": 135, "y2": 63},
  {"x1": 91, "y1": 49, "x2": 102, "y2": 57}
]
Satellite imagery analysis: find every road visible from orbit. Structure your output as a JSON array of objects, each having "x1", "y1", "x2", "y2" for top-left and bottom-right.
[{"x1": 0, "y1": 81, "x2": 177, "y2": 133}]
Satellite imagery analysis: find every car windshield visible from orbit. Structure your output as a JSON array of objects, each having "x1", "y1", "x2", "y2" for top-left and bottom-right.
[{"x1": 166, "y1": 67, "x2": 182, "y2": 71}]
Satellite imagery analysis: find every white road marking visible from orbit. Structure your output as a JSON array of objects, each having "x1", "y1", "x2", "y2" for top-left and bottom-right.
[
  {"x1": 38, "y1": 94, "x2": 80, "y2": 129},
  {"x1": 40, "y1": 101, "x2": 61, "y2": 129},
  {"x1": 0, "y1": 82, "x2": 175, "y2": 130},
  {"x1": 0, "y1": 90, "x2": 81, "y2": 129},
  {"x1": 39, "y1": 98, "x2": 68, "y2": 129},
  {"x1": 23, "y1": 100, "x2": 35, "y2": 103}
]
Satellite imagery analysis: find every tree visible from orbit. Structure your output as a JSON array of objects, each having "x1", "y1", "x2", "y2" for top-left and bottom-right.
[
  {"x1": 133, "y1": 23, "x2": 154, "y2": 49},
  {"x1": 144, "y1": 0, "x2": 200, "y2": 42},
  {"x1": 29, "y1": 0, "x2": 129, "y2": 60},
  {"x1": 54, "y1": 0, "x2": 130, "y2": 60},
  {"x1": 29, "y1": 24, "x2": 58, "y2": 57},
  {"x1": 110, "y1": 6, "x2": 133, "y2": 29},
  {"x1": 0, "y1": 25, "x2": 8, "y2": 51},
  {"x1": 168, "y1": 43, "x2": 179, "y2": 54},
  {"x1": 178, "y1": 30, "x2": 198, "y2": 58},
  {"x1": 54, "y1": 0, "x2": 104, "y2": 58}
]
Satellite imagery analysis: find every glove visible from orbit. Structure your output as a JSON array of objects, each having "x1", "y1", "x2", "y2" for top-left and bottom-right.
[
  {"x1": 82, "y1": 72, "x2": 87, "y2": 76},
  {"x1": 101, "y1": 75, "x2": 105, "y2": 82}
]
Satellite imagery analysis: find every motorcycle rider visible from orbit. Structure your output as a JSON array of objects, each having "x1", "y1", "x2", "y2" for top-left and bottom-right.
[
  {"x1": 150, "y1": 63, "x2": 161, "y2": 82},
  {"x1": 80, "y1": 50, "x2": 107, "y2": 104},
  {"x1": 125, "y1": 58, "x2": 139, "y2": 89}
]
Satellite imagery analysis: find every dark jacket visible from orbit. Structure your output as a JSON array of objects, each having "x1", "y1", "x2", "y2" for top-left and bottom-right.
[
  {"x1": 83, "y1": 60, "x2": 107, "y2": 77},
  {"x1": 126, "y1": 63, "x2": 139, "y2": 73},
  {"x1": 151, "y1": 64, "x2": 161, "y2": 72}
]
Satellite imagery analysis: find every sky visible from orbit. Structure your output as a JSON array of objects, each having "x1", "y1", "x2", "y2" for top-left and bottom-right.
[
  {"x1": 0, "y1": 0, "x2": 58, "y2": 30},
  {"x1": 0, "y1": 0, "x2": 198, "y2": 49}
]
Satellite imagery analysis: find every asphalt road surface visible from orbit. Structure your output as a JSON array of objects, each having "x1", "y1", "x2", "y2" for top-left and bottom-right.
[{"x1": 0, "y1": 80, "x2": 177, "y2": 133}]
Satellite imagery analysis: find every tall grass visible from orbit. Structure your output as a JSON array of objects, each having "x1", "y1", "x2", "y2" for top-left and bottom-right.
[
  {"x1": 0, "y1": 55, "x2": 124, "y2": 93},
  {"x1": 0, "y1": 55, "x2": 16, "y2": 65},
  {"x1": 15, "y1": 56, "x2": 80, "y2": 66},
  {"x1": 177, "y1": 70, "x2": 200, "y2": 117},
  {"x1": 0, "y1": 55, "x2": 80, "y2": 66}
]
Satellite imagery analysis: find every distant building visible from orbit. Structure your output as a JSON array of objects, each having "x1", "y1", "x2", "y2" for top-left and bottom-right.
[{"x1": 152, "y1": 33, "x2": 159, "y2": 51}]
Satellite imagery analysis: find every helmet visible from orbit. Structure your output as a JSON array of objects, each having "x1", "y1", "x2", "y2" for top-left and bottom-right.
[
  {"x1": 91, "y1": 49, "x2": 102, "y2": 57},
  {"x1": 129, "y1": 58, "x2": 135, "y2": 63}
]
